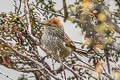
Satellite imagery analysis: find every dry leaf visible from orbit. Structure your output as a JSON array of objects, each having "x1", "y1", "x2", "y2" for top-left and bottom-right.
[
  {"x1": 82, "y1": 38, "x2": 92, "y2": 48},
  {"x1": 93, "y1": 44, "x2": 104, "y2": 53},
  {"x1": 82, "y1": 0, "x2": 91, "y2": 8}
]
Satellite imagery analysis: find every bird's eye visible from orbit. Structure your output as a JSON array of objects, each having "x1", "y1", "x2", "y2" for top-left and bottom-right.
[
  {"x1": 48, "y1": 24, "x2": 51, "y2": 26},
  {"x1": 53, "y1": 21, "x2": 57, "y2": 24}
]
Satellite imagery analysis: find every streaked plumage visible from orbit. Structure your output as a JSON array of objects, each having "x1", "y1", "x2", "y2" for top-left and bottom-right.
[{"x1": 41, "y1": 17, "x2": 75, "y2": 59}]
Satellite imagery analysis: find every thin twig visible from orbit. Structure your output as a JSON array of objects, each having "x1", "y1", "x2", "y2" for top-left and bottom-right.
[
  {"x1": 24, "y1": 1, "x2": 84, "y2": 78},
  {"x1": 63, "y1": 63, "x2": 83, "y2": 79},
  {"x1": 0, "y1": 38, "x2": 62, "y2": 80},
  {"x1": 62, "y1": 0, "x2": 68, "y2": 19},
  {"x1": 24, "y1": 0, "x2": 31, "y2": 33},
  {"x1": 32, "y1": 2, "x2": 65, "y2": 17},
  {"x1": 0, "y1": 71, "x2": 15, "y2": 80},
  {"x1": 75, "y1": 54, "x2": 94, "y2": 69},
  {"x1": 17, "y1": 0, "x2": 22, "y2": 14},
  {"x1": 13, "y1": 0, "x2": 17, "y2": 13},
  {"x1": 24, "y1": 0, "x2": 39, "y2": 43},
  {"x1": 115, "y1": 0, "x2": 120, "y2": 8}
]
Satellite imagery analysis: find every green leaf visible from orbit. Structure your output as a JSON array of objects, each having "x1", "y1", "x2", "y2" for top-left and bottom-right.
[
  {"x1": 108, "y1": 24, "x2": 115, "y2": 31},
  {"x1": 18, "y1": 75, "x2": 28, "y2": 80},
  {"x1": 67, "y1": 17, "x2": 75, "y2": 23}
]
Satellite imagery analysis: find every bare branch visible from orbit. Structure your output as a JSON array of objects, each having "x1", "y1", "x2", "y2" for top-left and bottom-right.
[
  {"x1": 0, "y1": 71, "x2": 14, "y2": 80},
  {"x1": 24, "y1": 0, "x2": 39, "y2": 43},
  {"x1": 0, "y1": 37, "x2": 62, "y2": 80},
  {"x1": 17, "y1": 0, "x2": 22, "y2": 14},
  {"x1": 115, "y1": 0, "x2": 120, "y2": 8},
  {"x1": 62, "y1": 0, "x2": 68, "y2": 19},
  {"x1": 13, "y1": 0, "x2": 17, "y2": 13}
]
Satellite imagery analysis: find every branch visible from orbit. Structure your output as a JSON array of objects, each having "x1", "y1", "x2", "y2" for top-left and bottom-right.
[
  {"x1": 32, "y1": 2, "x2": 65, "y2": 18},
  {"x1": 111, "y1": 42, "x2": 120, "y2": 52},
  {"x1": 24, "y1": 2, "x2": 83, "y2": 78},
  {"x1": 104, "y1": 50, "x2": 110, "y2": 74},
  {"x1": 0, "y1": 71, "x2": 14, "y2": 80},
  {"x1": 74, "y1": 48, "x2": 88, "y2": 57},
  {"x1": 63, "y1": 63, "x2": 82, "y2": 78},
  {"x1": 115, "y1": 0, "x2": 120, "y2": 8},
  {"x1": 17, "y1": 0, "x2": 22, "y2": 14},
  {"x1": 0, "y1": 37, "x2": 62, "y2": 80},
  {"x1": 32, "y1": 2, "x2": 87, "y2": 24},
  {"x1": 33, "y1": 1, "x2": 120, "y2": 35},
  {"x1": 13, "y1": 0, "x2": 17, "y2": 13},
  {"x1": 17, "y1": 69, "x2": 41, "y2": 73},
  {"x1": 62, "y1": 0, "x2": 68, "y2": 19},
  {"x1": 24, "y1": 0, "x2": 39, "y2": 43},
  {"x1": 24, "y1": 0, "x2": 31, "y2": 33},
  {"x1": 106, "y1": 16, "x2": 120, "y2": 34},
  {"x1": 75, "y1": 54, "x2": 94, "y2": 70},
  {"x1": 13, "y1": 0, "x2": 22, "y2": 14}
]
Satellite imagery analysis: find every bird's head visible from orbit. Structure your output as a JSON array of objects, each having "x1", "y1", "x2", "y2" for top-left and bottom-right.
[{"x1": 45, "y1": 17, "x2": 63, "y2": 28}]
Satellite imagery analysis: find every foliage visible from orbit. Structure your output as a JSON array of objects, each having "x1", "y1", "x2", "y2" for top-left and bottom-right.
[
  {"x1": 0, "y1": 0, "x2": 120, "y2": 80},
  {"x1": 18, "y1": 74, "x2": 28, "y2": 80}
]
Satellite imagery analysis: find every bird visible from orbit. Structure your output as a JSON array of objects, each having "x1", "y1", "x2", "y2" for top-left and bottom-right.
[{"x1": 41, "y1": 17, "x2": 75, "y2": 61}]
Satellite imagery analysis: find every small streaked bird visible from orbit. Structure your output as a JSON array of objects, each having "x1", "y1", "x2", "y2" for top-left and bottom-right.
[{"x1": 41, "y1": 17, "x2": 75, "y2": 60}]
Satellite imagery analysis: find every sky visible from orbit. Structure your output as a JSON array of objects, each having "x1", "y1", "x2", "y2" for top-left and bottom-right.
[{"x1": 0, "y1": 0, "x2": 119, "y2": 80}]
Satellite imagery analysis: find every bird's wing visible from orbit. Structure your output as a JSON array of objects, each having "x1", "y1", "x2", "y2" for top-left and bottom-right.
[
  {"x1": 63, "y1": 32, "x2": 76, "y2": 49},
  {"x1": 54, "y1": 27, "x2": 75, "y2": 49}
]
